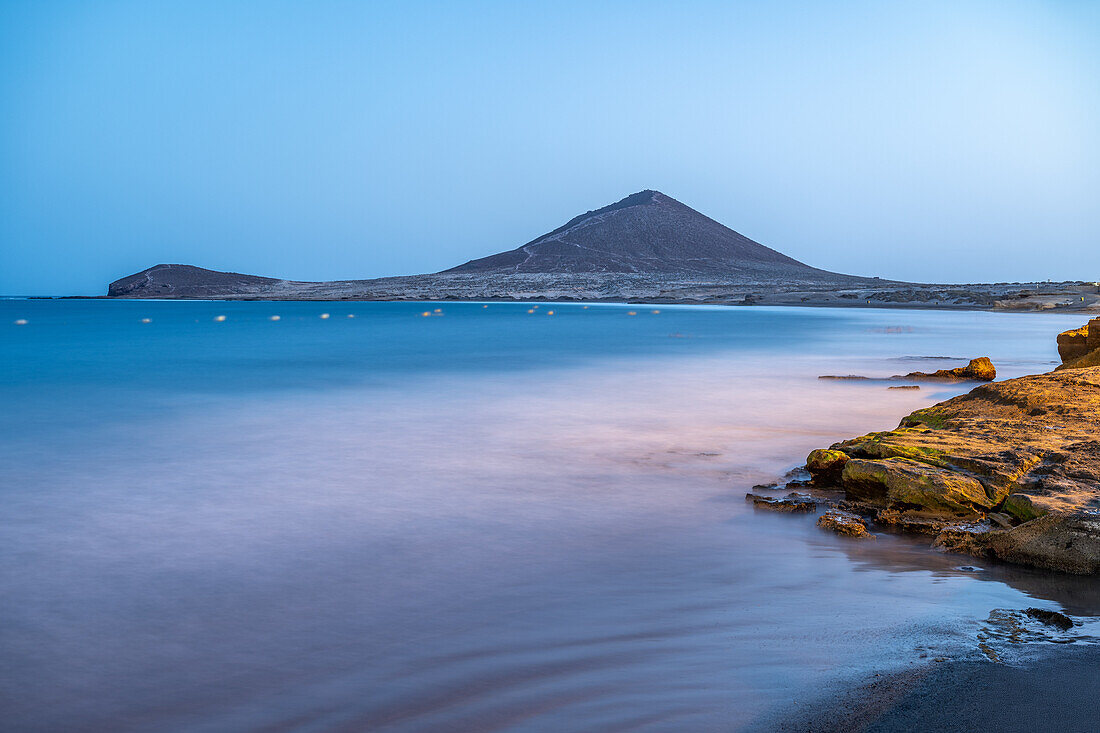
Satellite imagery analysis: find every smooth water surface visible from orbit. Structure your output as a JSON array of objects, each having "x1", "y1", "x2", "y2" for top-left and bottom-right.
[{"x1": 1, "y1": 301, "x2": 1097, "y2": 731}]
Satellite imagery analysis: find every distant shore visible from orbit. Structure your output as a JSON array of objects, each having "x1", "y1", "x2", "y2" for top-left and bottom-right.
[{"x1": 32, "y1": 288, "x2": 1100, "y2": 315}]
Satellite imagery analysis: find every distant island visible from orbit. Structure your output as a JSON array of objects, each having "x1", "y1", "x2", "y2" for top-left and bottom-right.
[{"x1": 107, "y1": 190, "x2": 1100, "y2": 311}]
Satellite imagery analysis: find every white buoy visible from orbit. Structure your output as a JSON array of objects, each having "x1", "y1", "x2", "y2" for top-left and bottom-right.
[
  {"x1": 214, "y1": 315, "x2": 226, "y2": 322},
  {"x1": 141, "y1": 318, "x2": 152, "y2": 323},
  {"x1": 270, "y1": 315, "x2": 281, "y2": 321},
  {"x1": 320, "y1": 313, "x2": 330, "y2": 319},
  {"x1": 347, "y1": 314, "x2": 355, "y2": 318},
  {"x1": 14, "y1": 319, "x2": 28, "y2": 325}
]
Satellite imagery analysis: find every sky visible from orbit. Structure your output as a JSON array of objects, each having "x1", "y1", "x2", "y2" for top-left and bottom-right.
[{"x1": 1, "y1": 0, "x2": 1098, "y2": 295}]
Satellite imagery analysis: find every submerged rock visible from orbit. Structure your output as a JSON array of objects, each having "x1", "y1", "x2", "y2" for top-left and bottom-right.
[
  {"x1": 1024, "y1": 607, "x2": 1074, "y2": 631},
  {"x1": 817, "y1": 510, "x2": 874, "y2": 538},
  {"x1": 745, "y1": 492, "x2": 817, "y2": 512},
  {"x1": 894, "y1": 357, "x2": 996, "y2": 382}
]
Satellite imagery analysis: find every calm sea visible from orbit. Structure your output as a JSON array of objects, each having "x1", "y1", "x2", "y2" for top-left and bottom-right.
[{"x1": 1, "y1": 301, "x2": 1097, "y2": 731}]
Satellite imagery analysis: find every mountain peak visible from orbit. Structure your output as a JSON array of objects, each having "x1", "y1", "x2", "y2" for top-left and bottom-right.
[{"x1": 443, "y1": 190, "x2": 811, "y2": 275}]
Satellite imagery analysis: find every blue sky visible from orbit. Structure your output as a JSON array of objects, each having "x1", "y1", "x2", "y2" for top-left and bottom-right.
[{"x1": 1, "y1": 0, "x2": 1098, "y2": 295}]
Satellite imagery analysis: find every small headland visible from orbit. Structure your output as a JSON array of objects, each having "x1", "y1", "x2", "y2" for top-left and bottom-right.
[{"x1": 752, "y1": 324, "x2": 1100, "y2": 574}]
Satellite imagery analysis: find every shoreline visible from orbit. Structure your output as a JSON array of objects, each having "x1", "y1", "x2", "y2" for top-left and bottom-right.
[
  {"x1": 754, "y1": 643, "x2": 1100, "y2": 732},
  {"x1": 14, "y1": 293, "x2": 1100, "y2": 315}
]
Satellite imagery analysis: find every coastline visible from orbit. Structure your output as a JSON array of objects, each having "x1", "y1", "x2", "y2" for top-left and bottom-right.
[
  {"x1": 21, "y1": 293, "x2": 1100, "y2": 317},
  {"x1": 754, "y1": 644, "x2": 1100, "y2": 733}
]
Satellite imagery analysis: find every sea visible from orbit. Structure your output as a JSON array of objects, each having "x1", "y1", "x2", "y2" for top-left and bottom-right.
[{"x1": 1, "y1": 300, "x2": 1097, "y2": 731}]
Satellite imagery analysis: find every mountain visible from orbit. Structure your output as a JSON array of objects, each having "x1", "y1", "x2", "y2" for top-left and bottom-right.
[
  {"x1": 108, "y1": 264, "x2": 278, "y2": 297},
  {"x1": 445, "y1": 190, "x2": 816, "y2": 276},
  {"x1": 107, "y1": 189, "x2": 935, "y2": 303}
]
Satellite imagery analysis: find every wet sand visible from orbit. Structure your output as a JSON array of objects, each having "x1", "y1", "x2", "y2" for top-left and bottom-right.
[{"x1": 758, "y1": 645, "x2": 1100, "y2": 732}]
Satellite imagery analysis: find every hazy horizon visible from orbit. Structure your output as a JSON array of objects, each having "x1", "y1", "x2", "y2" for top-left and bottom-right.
[{"x1": 2, "y1": 1, "x2": 1099, "y2": 295}]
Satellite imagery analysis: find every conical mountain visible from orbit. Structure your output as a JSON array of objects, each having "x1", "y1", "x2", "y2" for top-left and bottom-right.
[{"x1": 445, "y1": 190, "x2": 817, "y2": 276}]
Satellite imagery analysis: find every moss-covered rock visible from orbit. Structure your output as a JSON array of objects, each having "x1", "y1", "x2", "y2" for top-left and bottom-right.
[
  {"x1": 841, "y1": 457, "x2": 993, "y2": 514},
  {"x1": 1002, "y1": 493, "x2": 1048, "y2": 522},
  {"x1": 806, "y1": 449, "x2": 849, "y2": 485}
]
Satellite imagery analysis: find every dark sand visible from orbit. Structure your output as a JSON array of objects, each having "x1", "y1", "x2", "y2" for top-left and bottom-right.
[{"x1": 756, "y1": 645, "x2": 1100, "y2": 732}]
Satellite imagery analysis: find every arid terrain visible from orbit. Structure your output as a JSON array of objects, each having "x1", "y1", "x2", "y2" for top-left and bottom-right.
[{"x1": 103, "y1": 191, "x2": 1100, "y2": 312}]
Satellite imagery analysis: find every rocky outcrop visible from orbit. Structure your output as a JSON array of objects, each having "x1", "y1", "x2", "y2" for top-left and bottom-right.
[
  {"x1": 745, "y1": 492, "x2": 817, "y2": 512},
  {"x1": 1057, "y1": 318, "x2": 1100, "y2": 370},
  {"x1": 800, "y1": 364, "x2": 1100, "y2": 574},
  {"x1": 894, "y1": 357, "x2": 996, "y2": 382},
  {"x1": 819, "y1": 358, "x2": 997, "y2": 383},
  {"x1": 817, "y1": 510, "x2": 874, "y2": 538}
]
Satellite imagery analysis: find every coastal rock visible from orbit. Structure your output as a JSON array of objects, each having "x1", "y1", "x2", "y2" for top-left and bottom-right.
[
  {"x1": 841, "y1": 458, "x2": 994, "y2": 514},
  {"x1": 745, "y1": 492, "x2": 817, "y2": 512},
  {"x1": 983, "y1": 512, "x2": 1100, "y2": 574},
  {"x1": 894, "y1": 357, "x2": 996, "y2": 382},
  {"x1": 817, "y1": 510, "x2": 874, "y2": 538},
  {"x1": 1057, "y1": 323, "x2": 1092, "y2": 363},
  {"x1": 800, "y1": 361, "x2": 1100, "y2": 573},
  {"x1": 1024, "y1": 608, "x2": 1074, "y2": 631},
  {"x1": 806, "y1": 449, "x2": 849, "y2": 485},
  {"x1": 1056, "y1": 318, "x2": 1100, "y2": 370}
]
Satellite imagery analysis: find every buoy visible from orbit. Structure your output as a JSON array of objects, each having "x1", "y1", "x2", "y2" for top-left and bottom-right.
[
  {"x1": 140, "y1": 318, "x2": 151, "y2": 323},
  {"x1": 347, "y1": 314, "x2": 355, "y2": 318},
  {"x1": 270, "y1": 315, "x2": 281, "y2": 321},
  {"x1": 13, "y1": 319, "x2": 28, "y2": 325},
  {"x1": 434, "y1": 308, "x2": 442, "y2": 313},
  {"x1": 482, "y1": 305, "x2": 488, "y2": 308},
  {"x1": 320, "y1": 313, "x2": 330, "y2": 319},
  {"x1": 214, "y1": 315, "x2": 226, "y2": 322},
  {"x1": 651, "y1": 310, "x2": 660, "y2": 314},
  {"x1": 421, "y1": 311, "x2": 432, "y2": 317},
  {"x1": 547, "y1": 310, "x2": 555, "y2": 315},
  {"x1": 627, "y1": 311, "x2": 637, "y2": 316}
]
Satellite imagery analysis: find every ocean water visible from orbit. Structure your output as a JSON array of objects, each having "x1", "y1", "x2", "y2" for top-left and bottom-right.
[{"x1": 1, "y1": 300, "x2": 1097, "y2": 732}]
